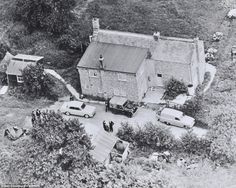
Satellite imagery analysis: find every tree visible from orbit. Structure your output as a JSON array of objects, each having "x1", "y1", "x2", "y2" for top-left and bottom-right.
[
  {"x1": 116, "y1": 122, "x2": 135, "y2": 143},
  {"x1": 13, "y1": 0, "x2": 76, "y2": 34},
  {"x1": 21, "y1": 64, "x2": 56, "y2": 99},
  {"x1": 208, "y1": 112, "x2": 236, "y2": 164},
  {"x1": 3, "y1": 111, "x2": 96, "y2": 187}
]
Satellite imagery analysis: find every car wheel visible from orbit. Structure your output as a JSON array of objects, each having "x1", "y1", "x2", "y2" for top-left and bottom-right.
[
  {"x1": 167, "y1": 122, "x2": 171, "y2": 125},
  {"x1": 65, "y1": 112, "x2": 70, "y2": 116},
  {"x1": 164, "y1": 122, "x2": 168, "y2": 124},
  {"x1": 84, "y1": 114, "x2": 89, "y2": 118},
  {"x1": 157, "y1": 118, "x2": 160, "y2": 121}
]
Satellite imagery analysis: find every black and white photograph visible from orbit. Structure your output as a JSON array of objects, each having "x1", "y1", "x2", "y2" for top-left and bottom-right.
[{"x1": 0, "y1": 0, "x2": 236, "y2": 187}]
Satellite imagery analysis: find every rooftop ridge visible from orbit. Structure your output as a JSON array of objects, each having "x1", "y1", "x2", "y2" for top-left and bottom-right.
[{"x1": 99, "y1": 29, "x2": 198, "y2": 43}]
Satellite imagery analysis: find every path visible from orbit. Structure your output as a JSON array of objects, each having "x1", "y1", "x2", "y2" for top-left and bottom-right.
[
  {"x1": 44, "y1": 69, "x2": 81, "y2": 100},
  {"x1": 204, "y1": 63, "x2": 216, "y2": 93}
]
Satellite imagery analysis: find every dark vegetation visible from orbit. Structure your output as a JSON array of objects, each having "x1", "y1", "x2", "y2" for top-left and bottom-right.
[
  {"x1": 164, "y1": 78, "x2": 188, "y2": 100},
  {"x1": 117, "y1": 119, "x2": 236, "y2": 165}
]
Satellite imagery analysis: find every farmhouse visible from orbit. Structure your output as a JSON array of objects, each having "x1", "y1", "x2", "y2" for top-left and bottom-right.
[
  {"x1": 6, "y1": 54, "x2": 44, "y2": 86},
  {"x1": 77, "y1": 18, "x2": 206, "y2": 102}
]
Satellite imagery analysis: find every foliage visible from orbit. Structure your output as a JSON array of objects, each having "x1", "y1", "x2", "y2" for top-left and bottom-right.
[
  {"x1": 56, "y1": 16, "x2": 92, "y2": 54},
  {"x1": 134, "y1": 123, "x2": 175, "y2": 151},
  {"x1": 181, "y1": 95, "x2": 203, "y2": 117},
  {"x1": 116, "y1": 122, "x2": 135, "y2": 143},
  {"x1": 208, "y1": 112, "x2": 236, "y2": 165},
  {"x1": 180, "y1": 130, "x2": 211, "y2": 156},
  {"x1": 3, "y1": 111, "x2": 96, "y2": 186},
  {"x1": 13, "y1": 0, "x2": 76, "y2": 35},
  {"x1": 21, "y1": 64, "x2": 57, "y2": 100},
  {"x1": 86, "y1": 0, "x2": 203, "y2": 38},
  {"x1": 165, "y1": 78, "x2": 188, "y2": 100}
]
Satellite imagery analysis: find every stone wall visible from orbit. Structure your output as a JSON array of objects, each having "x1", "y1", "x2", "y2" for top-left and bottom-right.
[{"x1": 78, "y1": 68, "x2": 139, "y2": 101}]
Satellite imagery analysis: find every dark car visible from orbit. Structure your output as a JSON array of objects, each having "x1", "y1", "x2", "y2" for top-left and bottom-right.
[{"x1": 108, "y1": 96, "x2": 138, "y2": 118}]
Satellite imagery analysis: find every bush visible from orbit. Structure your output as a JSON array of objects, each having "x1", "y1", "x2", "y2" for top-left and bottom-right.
[
  {"x1": 180, "y1": 130, "x2": 211, "y2": 156},
  {"x1": 133, "y1": 123, "x2": 175, "y2": 151},
  {"x1": 180, "y1": 95, "x2": 203, "y2": 117},
  {"x1": 116, "y1": 122, "x2": 135, "y2": 143},
  {"x1": 42, "y1": 49, "x2": 78, "y2": 69},
  {"x1": 13, "y1": 0, "x2": 76, "y2": 35},
  {"x1": 165, "y1": 78, "x2": 188, "y2": 100},
  {"x1": 21, "y1": 64, "x2": 58, "y2": 100}
]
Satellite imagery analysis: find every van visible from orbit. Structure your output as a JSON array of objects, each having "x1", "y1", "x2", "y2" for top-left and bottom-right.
[{"x1": 157, "y1": 108, "x2": 195, "y2": 129}]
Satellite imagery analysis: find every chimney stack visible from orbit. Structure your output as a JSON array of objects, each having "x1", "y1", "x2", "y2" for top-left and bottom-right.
[
  {"x1": 92, "y1": 18, "x2": 100, "y2": 40},
  {"x1": 153, "y1": 32, "x2": 160, "y2": 41},
  {"x1": 99, "y1": 54, "x2": 104, "y2": 69}
]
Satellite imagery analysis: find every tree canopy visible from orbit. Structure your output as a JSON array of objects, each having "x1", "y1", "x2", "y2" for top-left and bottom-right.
[
  {"x1": 21, "y1": 64, "x2": 56, "y2": 99},
  {"x1": 13, "y1": 0, "x2": 76, "y2": 34}
]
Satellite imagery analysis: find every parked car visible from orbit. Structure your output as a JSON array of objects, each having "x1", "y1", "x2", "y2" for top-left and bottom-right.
[
  {"x1": 108, "y1": 96, "x2": 138, "y2": 118},
  {"x1": 4, "y1": 126, "x2": 28, "y2": 141},
  {"x1": 156, "y1": 107, "x2": 195, "y2": 128},
  {"x1": 60, "y1": 101, "x2": 96, "y2": 118}
]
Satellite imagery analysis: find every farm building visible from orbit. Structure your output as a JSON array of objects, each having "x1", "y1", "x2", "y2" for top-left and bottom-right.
[
  {"x1": 77, "y1": 18, "x2": 206, "y2": 102},
  {"x1": 6, "y1": 54, "x2": 44, "y2": 86}
]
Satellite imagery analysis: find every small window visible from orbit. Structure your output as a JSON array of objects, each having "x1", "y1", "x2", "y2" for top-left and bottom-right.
[
  {"x1": 157, "y1": 74, "x2": 162, "y2": 77},
  {"x1": 118, "y1": 73, "x2": 127, "y2": 81},
  {"x1": 17, "y1": 76, "x2": 24, "y2": 83},
  {"x1": 175, "y1": 117, "x2": 180, "y2": 121}
]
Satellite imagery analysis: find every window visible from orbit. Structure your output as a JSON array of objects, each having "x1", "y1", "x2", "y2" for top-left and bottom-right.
[
  {"x1": 17, "y1": 76, "x2": 24, "y2": 83},
  {"x1": 175, "y1": 117, "x2": 180, "y2": 121},
  {"x1": 69, "y1": 106, "x2": 80, "y2": 110},
  {"x1": 89, "y1": 70, "x2": 98, "y2": 77},
  {"x1": 118, "y1": 73, "x2": 127, "y2": 81},
  {"x1": 157, "y1": 74, "x2": 162, "y2": 77},
  {"x1": 81, "y1": 103, "x2": 86, "y2": 109}
]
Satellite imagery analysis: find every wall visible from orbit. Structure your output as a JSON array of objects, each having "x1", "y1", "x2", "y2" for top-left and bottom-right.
[
  {"x1": 146, "y1": 59, "x2": 192, "y2": 87},
  {"x1": 78, "y1": 68, "x2": 139, "y2": 101},
  {"x1": 136, "y1": 60, "x2": 148, "y2": 100}
]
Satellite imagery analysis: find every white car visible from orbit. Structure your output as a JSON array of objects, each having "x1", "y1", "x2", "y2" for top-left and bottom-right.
[
  {"x1": 60, "y1": 101, "x2": 96, "y2": 118},
  {"x1": 157, "y1": 108, "x2": 195, "y2": 129}
]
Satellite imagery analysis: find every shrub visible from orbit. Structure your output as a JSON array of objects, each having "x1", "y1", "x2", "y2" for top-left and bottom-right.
[
  {"x1": 116, "y1": 122, "x2": 135, "y2": 143},
  {"x1": 42, "y1": 49, "x2": 77, "y2": 69},
  {"x1": 180, "y1": 130, "x2": 211, "y2": 156},
  {"x1": 181, "y1": 95, "x2": 203, "y2": 117},
  {"x1": 13, "y1": 0, "x2": 76, "y2": 35},
  {"x1": 21, "y1": 64, "x2": 58, "y2": 100},
  {"x1": 133, "y1": 123, "x2": 175, "y2": 151},
  {"x1": 208, "y1": 113, "x2": 236, "y2": 165},
  {"x1": 165, "y1": 78, "x2": 188, "y2": 100}
]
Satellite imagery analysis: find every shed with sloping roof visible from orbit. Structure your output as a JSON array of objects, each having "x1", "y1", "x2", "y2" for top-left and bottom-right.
[
  {"x1": 90, "y1": 130, "x2": 129, "y2": 165},
  {"x1": 6, "y1": 54, "x2": 44, "y2": 86}
]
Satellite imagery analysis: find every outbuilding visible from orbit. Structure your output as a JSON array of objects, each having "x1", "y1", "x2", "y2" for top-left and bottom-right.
[{"x1": 6, "y1": 54, "x2": 44, "y2": 86}]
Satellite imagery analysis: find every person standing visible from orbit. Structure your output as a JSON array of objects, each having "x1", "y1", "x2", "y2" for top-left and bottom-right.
[
  {"x1": 103, "y1": 121, "x2": 108, "y2": 132},
  {"x1": 109, "y1": 121, "x2": 114, "y2": 133},
  {"x1": 36, "y1": 109, "x2": 41, "y2": 119},
  {"x1": 105, "y1": 100, "x2": 109, "y2": 112},
  {"x1": 31, "y1": 110, "x2": 36, "y2": 124}
]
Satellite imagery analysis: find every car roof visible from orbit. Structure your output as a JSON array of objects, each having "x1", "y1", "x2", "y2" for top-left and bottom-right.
[
  {"x1": 64, "y1": 101, "x2": 84, "y2": 107},
  {"x1": 109, "y1": 96, "x2": 127, "y2": 106},
  {"x1": 162, "y1": 108, "x2": 183, "y2": 118}
]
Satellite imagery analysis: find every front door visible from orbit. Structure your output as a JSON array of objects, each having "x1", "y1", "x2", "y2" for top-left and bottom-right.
[{"x1": 156, "y1": 74, "x2": 164, "y2": 87}]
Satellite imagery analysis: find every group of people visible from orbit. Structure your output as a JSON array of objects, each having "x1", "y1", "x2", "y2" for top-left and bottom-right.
[
  {"x1": 103, "y1": 120, "x2": 114, "y2": 132},
  {"x1": 31, "y1": 109, "x2": 42, "y2": 124}
]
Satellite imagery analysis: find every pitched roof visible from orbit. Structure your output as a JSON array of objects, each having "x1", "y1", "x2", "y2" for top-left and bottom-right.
[
  {"x1": 6, "y1": 60, "x2": 36, "y2": 75},
  {"x1": 78, "y1": 29, "x2": 204, "y2": 72},
  {"x1": 13, "y1": 54, "x2": 44, "y2": 62},
  {"x1": 90, "y1": 130, "x2": 118, "y2": 163},
  {"x1": 78, "y1": 42, "x2": 148, "y2": 74}
]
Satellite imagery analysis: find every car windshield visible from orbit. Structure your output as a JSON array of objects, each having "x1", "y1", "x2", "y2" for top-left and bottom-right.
[{"x1": 81, "y1": 103, "x2": 86, "y2": 109}]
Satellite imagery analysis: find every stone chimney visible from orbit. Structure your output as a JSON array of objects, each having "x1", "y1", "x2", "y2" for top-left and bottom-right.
[
  {"x1": 92, "y1": 18, "x2": 100, "y2": 40},
  {"x1": 153, "y1": 32, "x2": 160, "y2": 41},
  {"x1": 99, "y1": 54, "x2": 104, "y2": 69}
]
